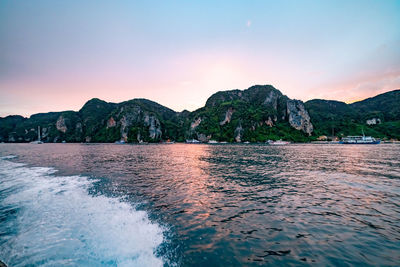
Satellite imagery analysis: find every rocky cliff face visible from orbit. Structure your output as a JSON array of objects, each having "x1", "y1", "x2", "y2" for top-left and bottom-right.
[
  {"x1": 286, "y1": 100, "x2": 313, "y2": 135},
  {"x1": 187, "y1": 85, "x2": 313, "y2": 142},
  {"x1": 2, "y1": 87, "x2": 399, "y2": 142},
  {"x1": 103, "y1": 99, "x2": 176, "y2": 142},
  {"x1": 106, "y1": 117, "x2": 116, "y2": 128},
  {"x1": 144, "y1": 114, "x2": 162, "y2": 140},
  {"x1": 0, "y1": 97, "x2": 178, "y2": 143},
  {"x1": 19, "y1": 84, "x2": 400, "y2": 143},
  {"x1": 234, "y1": 124, "x2": 244, "y2": 142},
  {"x1": 220, "y1": 108, "x2": 234, "y2": 126},
  {"x1": 263, "y1": 90, "x2": 280, "y2": 110},
  {"x1": 56, "y1": 116, "x2": 67, "y2": 133}
]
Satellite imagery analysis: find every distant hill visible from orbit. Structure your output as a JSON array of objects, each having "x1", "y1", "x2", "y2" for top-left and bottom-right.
[
  {"x1": 351, "y1": 90, "x2": 400, "y2": 121},
  {"x1": 305, "y1": 89, "x2": 400, "y2": 139},
  {"x1": 1, "y1": 86, "x2": 399, "y2": 143}
]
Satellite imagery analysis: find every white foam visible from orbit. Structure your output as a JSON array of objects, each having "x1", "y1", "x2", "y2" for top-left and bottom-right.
[{"x1": 0, "y1": 158, "x2": 165, "y2": 267}]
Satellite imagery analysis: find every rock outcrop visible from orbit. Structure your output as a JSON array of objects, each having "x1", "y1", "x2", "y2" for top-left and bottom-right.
[
  {"x1": 189, "y1": 84, "x2": 313, "y2": 142},
  {"x1": 107, "y1": 117, "x2": 116, "y2": 128},
  {"x1": 145, "y1": 114, "x2": 162, "y2": 139},
  {"x1": 234, "y1": 124, "x2": 244, "y2": 142},
  {"x1": 56, "y1": 115, "x2": 67, "y2": 133},
  {"x1": 265, "y1": 117, "x2": 274, "y2": 127},
  {"x1": 263, "y1": 90, "x2": 280, "y2": 110},
  {"x1": 220, "y1": 108, "x2": 234, "y2": 125},
  {"x1": 191, "y1": 117, "x2": 202, "y2": 129},
  {"x1": 0, "y1": 84, "x2": 315, "y2": 143},
  {"x1": 286, "y1": 100, "x2": 313, "y2": 135},
  {"x1": 5, "y1": 84, "x2": 396, "y2": 143},
  {"x1": 366, "y1": 118, "x2": 381, "y2": 125}
]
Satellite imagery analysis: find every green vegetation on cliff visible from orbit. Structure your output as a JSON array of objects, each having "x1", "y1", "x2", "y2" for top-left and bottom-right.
[
  {"x1": 305, "y1": 90, "x2": 400, "y2": 139},
  {"x1": 0, "y1": 86, "x2": 399, "y2": 143},
  {"x1": 185, "y1": 85, "x2": 311, "y2": 142}
]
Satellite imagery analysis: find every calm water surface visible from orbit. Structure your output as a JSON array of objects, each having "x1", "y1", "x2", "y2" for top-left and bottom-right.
[{"x1": 0, "y1": 143, "x2": 399, "y2": 266}]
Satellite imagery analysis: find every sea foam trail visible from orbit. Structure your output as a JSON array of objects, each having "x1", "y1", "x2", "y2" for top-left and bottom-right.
[{"x1": 0, "y1": 157, "x2": 164, "y2": 267}]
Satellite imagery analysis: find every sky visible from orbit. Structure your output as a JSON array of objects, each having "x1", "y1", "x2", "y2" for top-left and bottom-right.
[{"x1": 1, "y1": 0, "x2": 400, "y2": 117}]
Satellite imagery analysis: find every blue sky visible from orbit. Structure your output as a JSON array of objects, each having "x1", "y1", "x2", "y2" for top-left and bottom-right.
[{"x1": 1, "y1": 0, "x2": 399, "y2": 116}]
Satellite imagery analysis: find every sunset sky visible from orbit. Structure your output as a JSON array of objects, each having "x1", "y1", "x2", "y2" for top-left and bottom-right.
[{"x1": 1, "y1": 0, "x2": 400, "y2": 117}]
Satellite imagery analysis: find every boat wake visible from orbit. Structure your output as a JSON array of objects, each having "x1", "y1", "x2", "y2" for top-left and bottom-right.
[{"x1": 0, "y1": 157, "x2": 165, "y2": 267}]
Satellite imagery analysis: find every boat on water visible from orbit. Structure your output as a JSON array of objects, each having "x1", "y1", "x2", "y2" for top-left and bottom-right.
[
  {"x1": 340, "y1": 129, "x2": 380, "y2": 144},
  {"x1": 208, "y1": 140, "x2": 218, "y2": 144},
  {"x1": 267, "y1": 140, "x2": 290, "y2": 145},
  {"x1": 30, "y1": 126, "x2": 43, "y2": 144},
  {"x1": 339, "y1": 135, "x2": 380, "y2": 144},
  {"x1": 186, "y1": 139, "x2": 200, "y2": 143}
]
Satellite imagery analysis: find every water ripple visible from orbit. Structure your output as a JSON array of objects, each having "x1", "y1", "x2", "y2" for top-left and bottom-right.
[{"x1": 0, "y1": 143, "x2": 399, "y2": 265}]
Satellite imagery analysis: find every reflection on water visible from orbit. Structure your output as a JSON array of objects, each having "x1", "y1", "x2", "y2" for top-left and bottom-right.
[{"x1": 0, "y1": 143, "x2": 400, "y2": 266}]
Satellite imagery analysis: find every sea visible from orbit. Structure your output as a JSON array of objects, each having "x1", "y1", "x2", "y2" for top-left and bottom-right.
[{"x1": 0, "y1": 143, "x2": 399, "y2": 266}]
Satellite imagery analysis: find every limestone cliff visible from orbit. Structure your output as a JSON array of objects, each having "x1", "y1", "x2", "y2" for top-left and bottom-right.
[
  {"x1": 3, "y1": 84, "x2": 395, "y2": 143},
  {"x1": 56, "y1": 115, "x2": 67, "y2": 133},
  {"x1": 286, "y1": 100, "x2": 313, "y2": 135},
  {"x1": 187, "y1": 85, "x2": 313, "y2": 142}
]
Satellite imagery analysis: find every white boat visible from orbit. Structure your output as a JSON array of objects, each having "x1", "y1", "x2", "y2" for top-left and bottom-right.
[
  {"x1": 30, "y1": 126, "x2": 43, "y2": 144},
  {"x1": 339, "y1": 136, "x2": 380, "y2": 144},
  {"x1": 186, "y1": 139, "x2": 200, "y2": 143},
  {"x1": 208, "y1": 140, "x2": 218, "y2": 144},
  {"x1": 267, "y1": 140, "x2": 290, "y2": 145},
  {"x1": 340, "y1": 129, "x2": 380, "y2": 144}
]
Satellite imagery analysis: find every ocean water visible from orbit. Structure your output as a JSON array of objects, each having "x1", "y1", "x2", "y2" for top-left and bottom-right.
[{"x1": 0, "y1": 143, "x2": 399, "y2": 266}]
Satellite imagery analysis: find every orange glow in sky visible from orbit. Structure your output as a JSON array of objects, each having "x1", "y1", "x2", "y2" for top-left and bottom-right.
[{"x1": 1, "y1": 1, "x2": 399, "y2": 117}]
